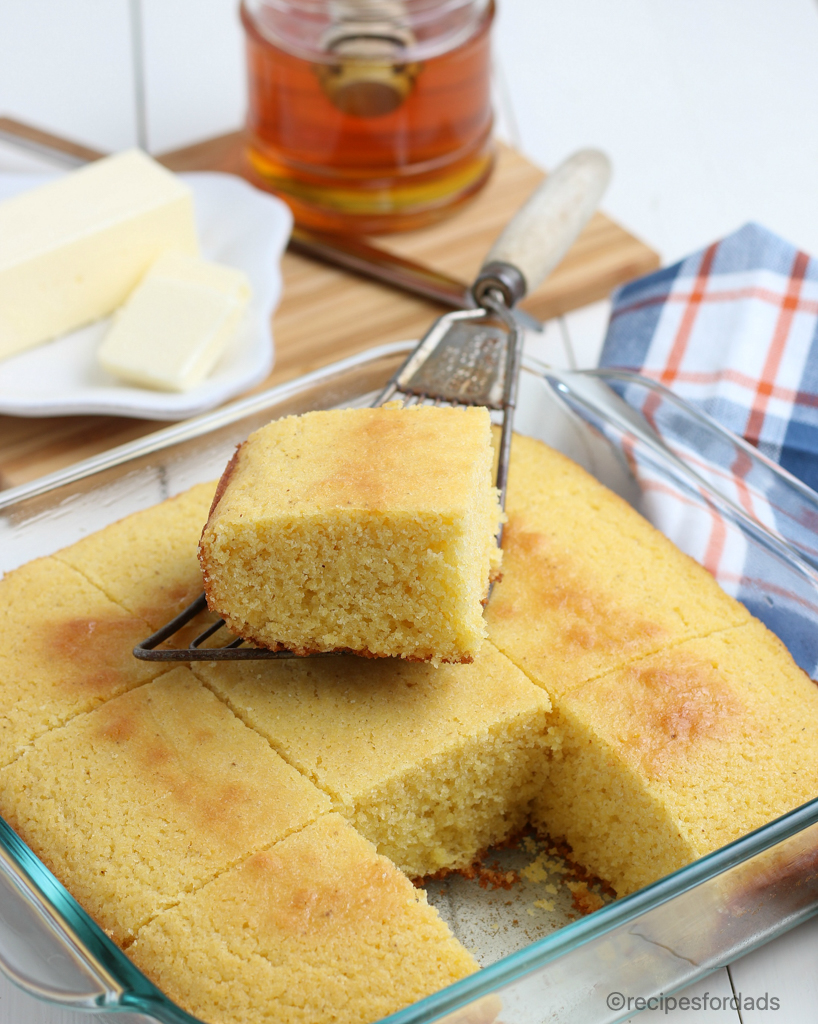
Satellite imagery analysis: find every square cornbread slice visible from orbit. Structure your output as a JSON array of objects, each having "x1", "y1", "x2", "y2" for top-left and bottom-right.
[
  {"x1": 194, "y1": 641, "x2": 552, "y2": 878},
  {"x1": 486, "y1": 433, "x2": 751, "y2": 697},
  {"x1": 0, "y1": 556, "x2": 164, "y2": 768},
  {"x1": 129, "y1": 813, "x2": 478, "y2": 1024},
  {"x1": 0, "y1": 668, "x2": 330, "y2": 945},
  {"x1": 198, "y1": 405, "x2": 503, "y2": 663},
  {"x1": 53, "y1": 481, "x2": 217, "y2": 631},
  {"x1": 536, "y1": 619, "x2": 818, "y2": 896}
]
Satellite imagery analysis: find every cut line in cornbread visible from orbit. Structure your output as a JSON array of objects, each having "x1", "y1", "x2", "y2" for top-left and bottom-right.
[
  {"x1": 193, "y1": 640, "x2": 553, "y2": 878},
  {"x1": 53, "y1": 481, "x2": 217, "y2": 632},
  {"x1": 0, "y1": 669, "x2": 331, "y2": 944},
  {"x1": 128, "y1": 813, "x2": 478, "y2": 1024},
  {"x1": 199, "y1": 404, "x2": 503, "y2": 664},
  {"x1": 486, "y1": 432, "x2": 752, "y2": 697},
  {"x1": 535, "y1": 618, "x2": 818, "y2": 895},
  {"x1": 0, "y1": 556, "x2": 165, "y2": 768}
]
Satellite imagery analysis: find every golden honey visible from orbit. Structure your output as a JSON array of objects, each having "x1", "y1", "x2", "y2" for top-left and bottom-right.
[{"x1": 241, "y1": 0, "x2": 495, "y2": 233}]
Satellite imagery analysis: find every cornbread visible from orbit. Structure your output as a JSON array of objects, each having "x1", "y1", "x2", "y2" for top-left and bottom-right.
[
  {"x1": 0, "y1": 669, "x2": 330, "y2": 944},
  {"x1": 193, "y1": 641, "x2": 552, "y2": 877},
  {"x1": 0, "y1": 556, "x2": 163, "y2": 768},
  {"x1": 534, "y1": 619, "x2": 818, "y2": 896},
  {"x1": 53, "y1": 481, "x2": 217, "y2": 631},
  {"x1": 1, "y1": 420, "x2": 817, "y2": 1024},
  {"x1": 485, "y1": 432, "x2": 751, "y2": 695},
  {"x1": 129, "y1": 814, "x2": 477, "y2": 1024},
  {"x1": 482, "y1": 432, "x2": 818, "y2": 895},
  {"x1": 199, "y1": 405, "x2": 503, "y2": 663}
]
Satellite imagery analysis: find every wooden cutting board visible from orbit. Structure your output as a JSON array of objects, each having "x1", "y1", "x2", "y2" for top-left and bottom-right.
[{"x1": 0, "y1": 131, "x2": 659, "y2": 489}]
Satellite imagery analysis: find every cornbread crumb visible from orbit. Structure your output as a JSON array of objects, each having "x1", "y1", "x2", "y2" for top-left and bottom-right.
[
  {"x1": 0, "y1": 669, "x2": 330, "y2": 944},
  {"x1": 566, "y1": 882, "x2": 604, "y2": 915},
  {"x1": 199, "y1": 405, "x2": 503, "y2": 663},
  {"x1": 129, "y1": 814, "x2": 478, "y2": 1024},
  {"x1": 194, "y1": 641, "x2": 553, "y2": 877}
]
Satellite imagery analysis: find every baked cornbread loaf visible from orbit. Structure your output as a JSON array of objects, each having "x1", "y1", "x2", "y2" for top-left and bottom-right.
[
  {"x1": 534, "y1": 620, "x2": 818, "y2": 896},
  {"x1": 0, "y1": 556, "x2": 164, "y2": 768},
  {"x1": 1, "y1": 421, "x2": 817, "y2": 1024},
  {"x1": 484, "y1": 432, "x2": 818, "y2": 896},
  {"x1": 0, "y1": 669, "x2": 330, "y2": 944},
  {"x1": 199, "y1": 405, "x2": 503, "y2": 663},
  {"x1": 192, "y1": 641, "x2": 552, "y2": 877},
  {"x1": 129, "y1": 814, "x2": 478, "y2": 1024}
]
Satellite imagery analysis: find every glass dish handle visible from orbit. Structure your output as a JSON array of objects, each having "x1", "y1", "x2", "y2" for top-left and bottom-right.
[
  {"x1": 546, "y1": 367, "x2": 818, "y2": 577},
  {"x1": 0, "y1": 825, "x2": 124, "y2": 1009},
  {"x1": 0, "y1": 819, "x2": 203, "y2": 1022}
]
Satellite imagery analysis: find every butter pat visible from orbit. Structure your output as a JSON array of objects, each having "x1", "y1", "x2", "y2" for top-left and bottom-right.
[
  {"x1": 98, "y1": 252, "x2": 252, "y2": 392},
  {"x1": 0, "y1": 149, "x2": 198, "y2": 361}
]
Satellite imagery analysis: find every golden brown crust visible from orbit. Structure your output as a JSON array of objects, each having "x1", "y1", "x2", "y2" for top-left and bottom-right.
[
  {"x1": 231, "y1": 632, "x2": 475, "y2": 665},
  {"x1": 613, "y1": 658, "x2": 743, "y2": 777},
  {"x1": 204, "y1": 442, "x2": 244, "y2": 526},
  {"x1": 201, "y1": 611, "x2": 475, "y2": 664},
  {"x1": 492, "y1": 514, "x2": 666, "y2": 657},
  {"x1": 199, "y1": 442, "x2": 246, "y2": 619}
]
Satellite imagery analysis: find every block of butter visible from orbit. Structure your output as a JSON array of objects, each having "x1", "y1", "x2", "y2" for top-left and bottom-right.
[
  {"x1": 98, "y1": 252, "x2": 252, "y2": 392},
  {"x1": 0, "y1": 149, "x2": 198, "y2": 361}
]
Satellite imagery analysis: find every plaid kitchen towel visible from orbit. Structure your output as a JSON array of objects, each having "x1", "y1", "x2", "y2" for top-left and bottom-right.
[
  {"x1": 600, "y1": 222, "x2": 818, "y2": 490},
  {"x1": 596, "y1": 222, "x2": 818, "y2": 677}
]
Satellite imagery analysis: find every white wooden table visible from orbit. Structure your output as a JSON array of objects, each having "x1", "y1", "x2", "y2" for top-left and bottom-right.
[{"x1": 1, "y1": 1, "x2": 818, "y2": 1021}]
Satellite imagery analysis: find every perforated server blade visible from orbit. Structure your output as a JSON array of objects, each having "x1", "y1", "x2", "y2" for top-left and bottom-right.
[{"x1": 134, "y1": 149, "x2": 612, "y2": 661}]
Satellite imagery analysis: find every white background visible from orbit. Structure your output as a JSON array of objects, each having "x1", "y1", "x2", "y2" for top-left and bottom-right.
[{"x1": 1, "y1": 1, "x2": 818, "y2": 1021}]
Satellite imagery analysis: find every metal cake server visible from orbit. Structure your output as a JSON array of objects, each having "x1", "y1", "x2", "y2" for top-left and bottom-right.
[{"x1": 134, "y1": 148, "x2": 612, "y2": 660}]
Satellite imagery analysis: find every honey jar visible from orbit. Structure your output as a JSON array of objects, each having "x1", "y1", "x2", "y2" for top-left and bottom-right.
[{"x1": 241, "y1": 0, "x2": 495, "y2": 233}]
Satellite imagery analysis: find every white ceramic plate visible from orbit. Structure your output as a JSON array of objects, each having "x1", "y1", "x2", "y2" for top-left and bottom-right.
[{"x1": 0, "y1": 171, "x2": 292, "y2": 420}]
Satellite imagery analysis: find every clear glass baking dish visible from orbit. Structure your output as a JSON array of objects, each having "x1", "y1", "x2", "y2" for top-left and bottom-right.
[{"x1": 1, "y1": 341, "x2": 817, "y2": 1024}]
